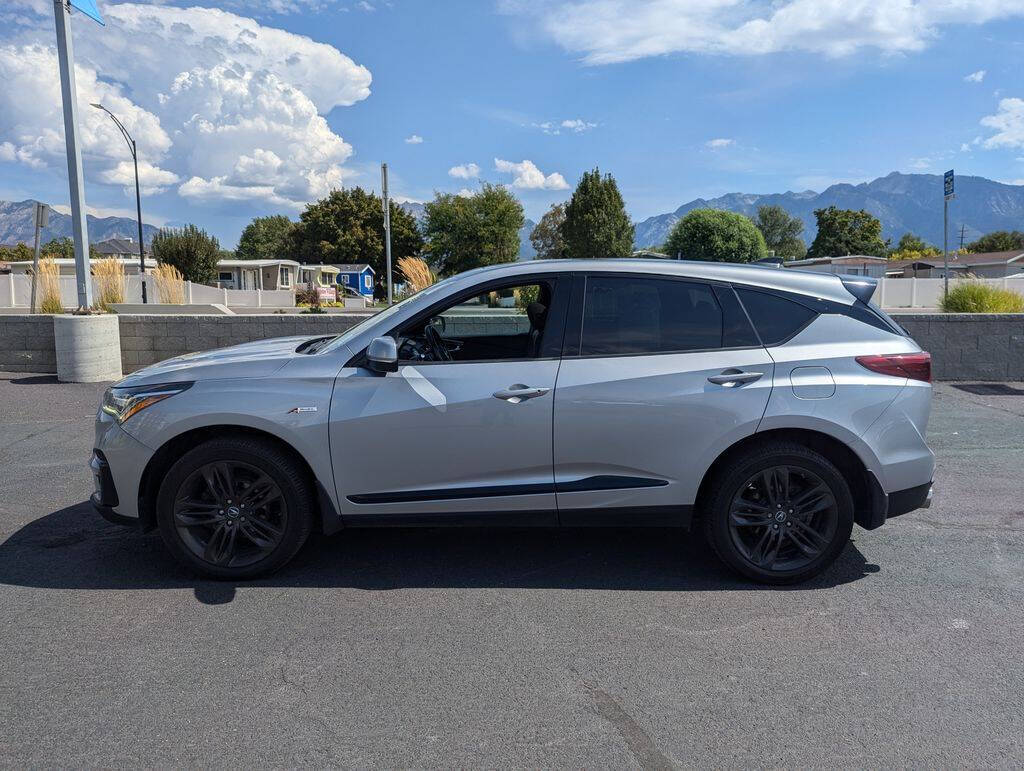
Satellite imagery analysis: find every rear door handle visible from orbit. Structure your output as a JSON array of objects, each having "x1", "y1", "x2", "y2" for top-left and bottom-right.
[
  {"x1": 493, "y1": 384, "x2": 551, "y2": 403},
  {"x1": 707, "y1": 370, "x2": 763, "y2": 387}
]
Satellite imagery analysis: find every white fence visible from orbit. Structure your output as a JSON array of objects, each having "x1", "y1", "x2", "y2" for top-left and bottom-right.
[
  {"x1": 1, "y1": 273, "x2": 294, "y2": 309},
  {"x1": 875, "y1": 277, "x2": 1024, "y2": 308}
]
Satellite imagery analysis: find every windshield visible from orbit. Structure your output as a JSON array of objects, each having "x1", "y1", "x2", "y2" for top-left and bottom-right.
[{"x1": 317, "y1": 273, "x2": 464, "y2": 354}]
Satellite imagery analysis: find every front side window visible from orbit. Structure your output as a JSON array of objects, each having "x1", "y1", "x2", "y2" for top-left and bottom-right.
[
  {"x1": 396, "y1": 281, "x2": 554, "y2": 363},
  {"x1": 579, "y1": 276, "x2": 723, "y2": 356}
]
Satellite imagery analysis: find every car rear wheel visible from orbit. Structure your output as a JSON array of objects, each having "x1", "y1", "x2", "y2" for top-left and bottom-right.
[
  {"x1": 156, "y1": 437, "x2": 315, "y2": 580},
  {"x1": 703, "y1": 442, "x2": 854, "y2": 584}
]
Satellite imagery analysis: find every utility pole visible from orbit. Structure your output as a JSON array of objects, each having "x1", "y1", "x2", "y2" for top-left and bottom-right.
[
  {"x1": 958, "y1": 223, "x2": 966, "y2": 252},
  {"x1": 53, "y1": 0, "x2": 94, "y2": 309},
  {"x1": 30, "y1": 203, "x2": 49, "y2": 313},
  {"x1": 943, "y1": 169, "x2": 955, "y2": 298},
  {"x1": 381, "y1": 162, "x2": 393, "y2": 306}
]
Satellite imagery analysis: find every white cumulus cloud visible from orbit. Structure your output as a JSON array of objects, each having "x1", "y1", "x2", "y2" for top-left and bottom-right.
[
  {"x1": 981, "y1": 98, "x2": 1024, "y2": 149},
  {"x1": 494, "y1": 158, "x2": 569, "y2": 190},
  {"x1": 504, "y1": 0, "x2": 1024, "y2": 64},
  {"x1": 535, "y1": 118, "x2": 597, "y2": 135},
  {"x1": 448, "y1": 163, "x2": 480, "y2": 179},
  {"x1": 0, "y1": 3, "x2": 370, "y2": 210},
  {"x1": 405, "y1": 134, "x2": 424, "y2": 144},
  {"x1": 964, "y1": 69, "x2": 986, "y2": 83},
  {"x1": 705, "y1": 138, "x2": 734, "y2": 149}
]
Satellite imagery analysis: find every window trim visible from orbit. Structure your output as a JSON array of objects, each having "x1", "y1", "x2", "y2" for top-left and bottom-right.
[
  {"x1": 563, "y1": 271, "x2": 763, "y2": 360},
  {"x1": 346, "y1": 272, "x2": 571, "y2": 368}
]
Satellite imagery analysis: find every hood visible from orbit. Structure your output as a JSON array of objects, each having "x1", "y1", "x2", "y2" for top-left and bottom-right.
[{"x1": 117, "y1": 335, "x2": 325, "y2": 387}]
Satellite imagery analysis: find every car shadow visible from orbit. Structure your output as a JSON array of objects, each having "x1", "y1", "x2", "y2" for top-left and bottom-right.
[{"x1": 0, "y1": 501, "x2": 880, "y2": 605}]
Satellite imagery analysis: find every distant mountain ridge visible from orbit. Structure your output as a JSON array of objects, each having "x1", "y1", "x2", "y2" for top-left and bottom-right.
[
  {"x1": 633, "y1": 173, "x2": 1024, "y2": 250},
  {"x1": 0, "y1": 199, "x2": 158, "y2": 247}
]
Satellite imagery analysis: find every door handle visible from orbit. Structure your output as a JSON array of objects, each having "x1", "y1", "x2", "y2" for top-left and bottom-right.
[
  {"x1": 493, "y1": 384, "x2": 551, "y2": 403},
  {"x1": 707, "y1": 370, "x2": 763, "y2": 387}
]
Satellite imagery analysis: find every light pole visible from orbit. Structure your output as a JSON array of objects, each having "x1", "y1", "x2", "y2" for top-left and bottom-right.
[{"x1": 91, "y1": 102, "x2": 148, "y2": 303}]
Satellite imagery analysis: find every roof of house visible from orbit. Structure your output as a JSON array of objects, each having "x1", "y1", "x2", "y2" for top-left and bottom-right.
[
  {"x1": 786, "y1": 255, "x2": 889, "y2": 266},
  {"x1": 331, "y1": 263, "x2": 375, "y2": 273},
  {"x1": 299, "y1": 264, "x2": 340, "y2": 273},
  {"x1": 94, "y1": 238, "x2": 147, "y2": 256},
  {"x1": 216, "y1": 259, "x2": 301, "y2": 268}
]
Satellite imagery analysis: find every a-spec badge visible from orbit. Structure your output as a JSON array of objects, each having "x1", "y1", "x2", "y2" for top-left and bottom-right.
[{"x1": 287, "y1": 406, "x2": 318, "y2": 414}]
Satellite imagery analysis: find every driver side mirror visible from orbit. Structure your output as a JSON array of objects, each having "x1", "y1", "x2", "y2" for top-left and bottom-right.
[{"x1": 366, "y1": 336, "x2": 398, "y2": 374}]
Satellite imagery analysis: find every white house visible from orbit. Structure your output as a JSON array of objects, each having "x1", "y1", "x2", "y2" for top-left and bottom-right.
[{"x1": 215, "y1": 259, "x2": 300, "y2": 291}]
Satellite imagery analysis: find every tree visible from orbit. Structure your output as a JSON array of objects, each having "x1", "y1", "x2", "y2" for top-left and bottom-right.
[
  {"x1": 529, "y1": 202, "x2": 567, "y2": 259},
  {"x1": 754, "y1": 205, "x2": 805, "y2": 260},
  {"x1": 0, "y1": 243, "x2": 34, "y2": 261},
  {"x1": 236, "y1": 215, "x2": 294, "y2": 261},
  {"x1": 40, "y1": 237, "x2": 99, "y2": 260},
  {"x1": 966, "y1": 230, "x2": 1024, "y2": 253},
  {"x1": 289, "y1": 188, "x2": 424, "y2": 297},
  {"x1": 151, "y1": 224, "x2": 220, "y2": 283},
  {"x1": 560, "y1": 168, "x2": 634, "y2": 259},
  {"x1": 807, "y1": 206, "x2": 886, "y2": 258},
  {"x1": 888, "y1": 232, "x2": 940, "y2": 261},
  {"x1": 423, "y1": 183, "x2": 524, "y2": 275},
  {"x1": 663, "y1": 208, "x2": 767, "y2": 263}
]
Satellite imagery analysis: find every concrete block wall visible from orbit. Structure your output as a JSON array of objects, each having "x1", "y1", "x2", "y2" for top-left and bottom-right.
[
  {"x1": 896, "y1": 314, "x2": 1024, "y2": 380},
  {"x1": 0, "y1": 316, "x2": 57, "y2": 373},
  {"x1": 2, "y1": 312, "x2": 1023, "y2": 381},
  {"x1": 116, "y1": 313, "x2": 374, "y2": 372}
]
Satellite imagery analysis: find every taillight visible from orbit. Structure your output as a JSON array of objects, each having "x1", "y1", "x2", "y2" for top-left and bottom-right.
[{"x1": 856, "y1": 352, "x2": 931, "y2": 383}]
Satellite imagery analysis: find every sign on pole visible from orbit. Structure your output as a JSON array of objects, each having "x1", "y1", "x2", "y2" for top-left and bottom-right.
[
  {"x1": 30, "y1": 203, "x2": 50, "y2": 314},
  {"x1": 943, "y1": 169, "x2": 954, "y2": 297},
  {"x1": 69, "y1": 0, "x2": 104, "y2": 25}
]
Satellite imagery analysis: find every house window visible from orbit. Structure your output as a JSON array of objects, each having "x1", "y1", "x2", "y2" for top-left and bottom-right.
[
  {"x1": 218, "y1": 272, "x2": 233, "y2": 282},
  {"x1": 364, "y1": 274, "x2": 372, "y2": 289},
  {"x1": 280, "y1": 267, "x2": 292, "y2": 288}
]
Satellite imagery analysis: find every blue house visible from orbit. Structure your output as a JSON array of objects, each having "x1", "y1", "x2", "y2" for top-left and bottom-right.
[{"x1": 332, "y1": 263, "x2": 376, "y2": 298}]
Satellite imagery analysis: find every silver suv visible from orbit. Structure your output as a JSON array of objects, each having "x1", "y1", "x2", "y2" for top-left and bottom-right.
[{"x1": 92, "y1": 259, "x2": 933, "y2": 584}]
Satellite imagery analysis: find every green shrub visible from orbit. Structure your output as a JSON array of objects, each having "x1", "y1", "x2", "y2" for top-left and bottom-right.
[{"x1": 940, "y1": 281, "x2": 1024, "y2": 313}]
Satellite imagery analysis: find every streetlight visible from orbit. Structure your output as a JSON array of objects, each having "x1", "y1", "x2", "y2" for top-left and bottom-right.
[{"x1": 91, "y1": 102, "x2": 148, "y2": 303}]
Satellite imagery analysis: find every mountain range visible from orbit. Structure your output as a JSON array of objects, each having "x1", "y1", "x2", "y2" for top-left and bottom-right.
[
  {"x1": 0, "y1": 199, "x2": 158, "y2": 247},
  {"x1": 633, "y1": 173, "x2": 1024, "y2": 250},
  {"x1": 4, "y1": 171, "x2": 1020, "y2": 257}
]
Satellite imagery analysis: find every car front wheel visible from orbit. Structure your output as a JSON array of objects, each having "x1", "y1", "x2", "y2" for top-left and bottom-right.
[
  {"x1": 703, "y1": 442, "x2": 854, "y2": 584},
  {"x1": 156, "y1": 436, "x2": 315, "y2": 580}
]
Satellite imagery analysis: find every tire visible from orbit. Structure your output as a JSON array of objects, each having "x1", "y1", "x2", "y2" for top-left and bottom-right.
[
  {"x1": 702, "y1": 442, "x2": 854, "y2": 585},
  {"x1": 156, "y1": 436, "x2": 315, "y2": 580}
]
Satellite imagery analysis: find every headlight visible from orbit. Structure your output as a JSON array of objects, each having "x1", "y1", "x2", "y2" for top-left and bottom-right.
[{"x1": 101, "y1": 382, "x2": 193, "y2": 423}]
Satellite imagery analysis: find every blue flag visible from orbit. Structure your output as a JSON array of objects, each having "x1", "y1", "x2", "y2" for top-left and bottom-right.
[{"x1": 70, "y1": 0, "x2": 104, "y2": 25}]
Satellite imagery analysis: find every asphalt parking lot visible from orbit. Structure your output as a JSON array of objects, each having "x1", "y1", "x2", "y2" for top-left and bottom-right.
[{"x1": 1, "y1": 372, "x2": 1022, "y2": 767}]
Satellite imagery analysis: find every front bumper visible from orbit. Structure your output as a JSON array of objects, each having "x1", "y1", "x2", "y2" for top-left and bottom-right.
[{"x1": 92, "y1": 417, "x2": 155, "y2": 522}]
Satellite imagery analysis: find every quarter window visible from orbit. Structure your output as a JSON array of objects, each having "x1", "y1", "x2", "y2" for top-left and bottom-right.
[
  {"x1": 735, "y1": 288, "x2": 816, "y2": 345},
  {"x1": 580, "y1": 276, "x2": 723, "y2": 355}
]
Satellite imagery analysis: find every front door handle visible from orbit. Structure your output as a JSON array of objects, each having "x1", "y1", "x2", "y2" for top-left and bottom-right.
[
  {"x1": 707, "y1": 370, "x2": 763, "y2": 387},
  {"x1": 493, "y1": 384, "x2": 551, "y2": 403}
]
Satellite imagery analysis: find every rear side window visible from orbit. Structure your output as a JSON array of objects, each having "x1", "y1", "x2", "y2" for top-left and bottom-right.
[
  {"x1": 735, "y1": 288, "x2": 816, "y2": 346},
  {"x1": 580, "y1": 276, "x2": 723, "y2": 355}
]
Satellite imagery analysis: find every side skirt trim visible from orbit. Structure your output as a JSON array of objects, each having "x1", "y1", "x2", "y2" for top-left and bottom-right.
[{"x1": 347, "y1": 475, "x2": 668, "y2": 505}]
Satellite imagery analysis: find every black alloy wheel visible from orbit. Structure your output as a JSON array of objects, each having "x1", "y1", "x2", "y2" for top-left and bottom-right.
[
  {"x1": 156, "y1": 437, "x2": 315, "y2": 579},
  {"x1": 727, "y1": 465, "x2": 839, "y2": 573},
  {"x1": 173, "y1": 460, "x2": 288, "y2": 568},
  {"x1": 703, "y1": 442, "x2": 854, "y2": 584}
]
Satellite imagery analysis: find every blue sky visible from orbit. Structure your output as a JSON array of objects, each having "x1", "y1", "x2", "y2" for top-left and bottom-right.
[{"x1": 2, "y1": 0, "x2": 1024, "y2": 247}]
